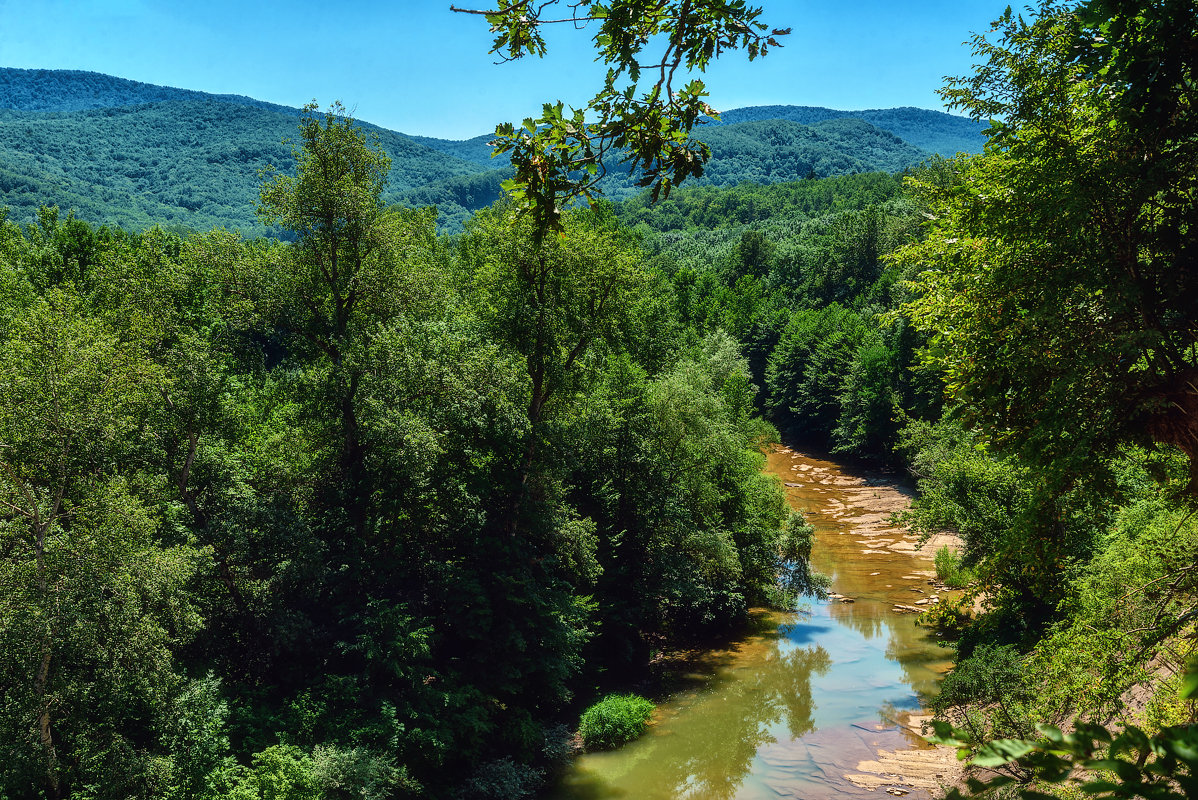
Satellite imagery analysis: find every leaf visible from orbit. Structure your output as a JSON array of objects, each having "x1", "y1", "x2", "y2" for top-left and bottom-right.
[
  {"x1": 1179, "y1": 658, "x2": 1198, "y2": 700},
  {"x1": 972, "y1": 738, "x2": 1036, "y2": 767}
]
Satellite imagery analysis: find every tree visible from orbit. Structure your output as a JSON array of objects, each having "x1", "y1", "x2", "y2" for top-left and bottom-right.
[
  {"x1": 452, "y1": 0, "x2": 789, "y2": 232},
  {"x1": 0, "y1": 291, "x2": 200, "y2": 800},
  {"x1": 257, "y1": 102, "x2": 441, "y2": 535},
  {"x1": 895, "y1": 1, "x2": 1198, "y2": 796},
  {"x1": 896, "y1": 0, "x2": 1198, "y2": 495},
  {"x1": 462, "y1": 202, "x2": 645, "y2": 538}
]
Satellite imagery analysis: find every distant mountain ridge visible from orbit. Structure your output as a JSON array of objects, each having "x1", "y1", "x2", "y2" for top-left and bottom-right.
[
  {"x1": 0, "y1": 67, "x2": 294, "y2": 114},
  {"x1": 0, "y1": 68, "x2": 987, "y2": 234},
  {"x1": 707, "y1": 104, "x2": 988, "y2": 156},
  {"x1": 405, "y1": 105, "x2": 986, "y2": 167}
]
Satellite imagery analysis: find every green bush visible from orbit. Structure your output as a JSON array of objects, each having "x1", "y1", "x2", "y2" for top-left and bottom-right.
[
  {"x1": 933, "y1": 545, "x2": 974, "y2": 588},
  {"x1": 577, "y1": 694, "x2": 656, "y2": 750}
]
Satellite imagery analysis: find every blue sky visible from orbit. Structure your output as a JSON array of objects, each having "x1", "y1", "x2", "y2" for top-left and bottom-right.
[{"x1": 0, "y1": 1, "x2": 1011, "y2": 139}]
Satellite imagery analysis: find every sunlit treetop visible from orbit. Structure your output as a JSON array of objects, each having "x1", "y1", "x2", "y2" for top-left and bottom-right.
[
  {"x1": 898, "y1": 0, "x2": 1198, "y2": 496},
  {"x1": 452, "y1": 0, "x2": 789, "y2": 235}
]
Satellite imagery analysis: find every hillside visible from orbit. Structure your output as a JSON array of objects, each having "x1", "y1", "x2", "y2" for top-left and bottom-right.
[
  {"x1": 406, "y1": 132, "x2": 505, "y2": 168},
  {"x1": 408, "y1": 103, "x2": 989, "y2": 166},
  {"x1": 0, "y1": 100, "x2": 489, "y2": 235},
  {"x1": 710, "y1": 104, "x2": 988, "y2": 156},
  {"x1": 0, "y1": 67, "x2": 291, "y2": 113},
  {"x1": 0, "y1": 69, "x2": 983, "y2": 233},
  {"x1": 683, "y1": 117, "x2": 928, "y2": 184}
]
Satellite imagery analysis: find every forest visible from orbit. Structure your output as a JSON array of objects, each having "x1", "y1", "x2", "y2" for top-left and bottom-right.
[
  {"x1": 0, "y1": 67, "x2": 985, "y2": 237},
  {"x1": 1, "y1": 0, "x2": 1197, "y2": 798}
]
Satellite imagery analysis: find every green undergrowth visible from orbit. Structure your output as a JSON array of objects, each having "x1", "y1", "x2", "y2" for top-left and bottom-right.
[
  {"x1": 577, "y1": 694, "x2": 657, "y2": 751},
  {"x1": 934, "y1": 545, "x2": 975, "y2": 588}
]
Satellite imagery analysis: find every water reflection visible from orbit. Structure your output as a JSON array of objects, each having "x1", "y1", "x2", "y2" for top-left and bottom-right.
[
  {"x1": 548, "y1": 448, "x2": 954, "y2": 800},
  {"x1": 553, "y1": 624, "x2": 831, "y2": 800}
]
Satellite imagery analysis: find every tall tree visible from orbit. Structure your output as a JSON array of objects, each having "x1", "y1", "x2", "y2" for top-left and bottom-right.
[
  {"x1": 0, "y1": 290, "x2": 199, "y2": 800},
  {"x1": 257, "y1": 102, "x2": 440, "y2": 536},
  {"x1": 897, "y1": 0, "x2": 1198, "y2": 494},
  {"x1": 463, "y1": 203, "x2": 645, "y2": 538}
]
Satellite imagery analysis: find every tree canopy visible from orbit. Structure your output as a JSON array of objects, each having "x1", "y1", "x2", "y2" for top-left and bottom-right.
[{"x1": 897, "y1": 0, "x2": 1198, "y2": 494}]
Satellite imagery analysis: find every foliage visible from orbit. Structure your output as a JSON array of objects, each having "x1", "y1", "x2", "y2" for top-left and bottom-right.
[
  {"x1": 711, "y1": 104, "x2": 988, "y2": 157},
  {"x1": 929, "y1": 483, "x2": 1198, "y2": 798},
  {"x1": 933, "y1": 715, "x2": 1198, "y2": 800},
  {"x1": 0, "y1": 67, "x2": 290, "y2": 113},
  {"x1": 776, "y1": 511, "x2": 831, "y2": 601},
  {"x1": 0, "y1": 102, "x2": 948, "y2": 238},
  {"x1": 933, "y1": 545, "x2": 975, "y2": 589},
  {"x1": 577, "y1": 694, "x2": 657, "y2": 750},
  {"x1": 896, "y1": 416, "x2": 1103, "y2": 623},
  {"x1": 0, "y1": 68, "x2": 976, "y2": 237},
  {"x1": 0, "y1": 92, "x2": 835, "y2": 796},
  {"x1": 918, "y1": 594, "x2": 975, "y2": 637},
  {"x1": 765, "y1": 303, "x2": 871, "y2": 443},
  {"x1": 896, "y1": 0, "x2": 1198, "y2": 495},
  {"x1": 0, "y1": 101, "x2": 483, "y2": 237},
  {"x1": 618, "y1": 168, "x2": 905, "y2": 231},
  {"x1": 458, "y1": 757, "x2": 543, "y2": 800},
  {"x1": 621, "y1": 169, "x2": 937, "y2": 464},
  {"x1": 456, "y1": 0, "x2": 789, "y2": 231}
]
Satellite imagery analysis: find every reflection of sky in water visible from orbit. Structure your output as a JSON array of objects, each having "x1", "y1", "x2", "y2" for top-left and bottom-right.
[
  {"x1": 780, "y1": 601, "x2": 929, "y2": 729},
  {"x1": 548, "y1": 450, "x2": 955, "y2": 800}
]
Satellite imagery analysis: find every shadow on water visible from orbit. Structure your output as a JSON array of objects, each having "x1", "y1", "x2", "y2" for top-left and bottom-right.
[
  {"x1": 551, "y1": 626, "x2": 832, "y2": 800},
  {"x1": 649, "y1": 609, "x2": 789, "y2": 698},
  {"x1": 547, "y1": 447, "x2": 956, "y2": 800}
]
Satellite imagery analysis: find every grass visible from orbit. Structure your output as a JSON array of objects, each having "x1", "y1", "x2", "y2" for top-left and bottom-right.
[{"x1": 934, "y1": 545, "x2": 975, "y2": 589}]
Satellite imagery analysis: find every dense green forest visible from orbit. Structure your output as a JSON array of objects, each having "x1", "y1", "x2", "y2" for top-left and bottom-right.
[
  {"x1": 410, "y1": 105, "x2": 986, "y2": 167},
  {"x1": 0, "y1": 68, "x2": 984, "y2": 235},
  {"x1": 710, "y1": 105, "x2": 987, "y2": 157},
  {"x1": 0, "y1": 103, "x2": 836, "y2": 800},
  {"x1": 460, "y1": 0, "x2": 1198, "y2": 797},
  {"x1": 2, "y1": 0, "x2": 1196, "y2": 798}
]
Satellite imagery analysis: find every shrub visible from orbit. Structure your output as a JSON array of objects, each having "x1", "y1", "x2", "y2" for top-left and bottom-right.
[
  {"x1": 459, "y1": 758, "x2": 543, "y2": 800},
  {"x1": 933, "y1": 545, "x2": 974, "y2": 588},
  {"x1": 577, "y1": 694, "x2": 656, "y2": 750},
  {"x1": 918, "y1": 593, "x2": 973, "y2": 636}
]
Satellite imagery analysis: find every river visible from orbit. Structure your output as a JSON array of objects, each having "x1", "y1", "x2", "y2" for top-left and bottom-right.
[{"x1": 547, "y1": 446, "x2": 960, "y2": 800}]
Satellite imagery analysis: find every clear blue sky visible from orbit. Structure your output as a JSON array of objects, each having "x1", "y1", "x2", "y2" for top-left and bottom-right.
[{"x1": 0, "y1": 1, "x2": 1011, "y2": 140}]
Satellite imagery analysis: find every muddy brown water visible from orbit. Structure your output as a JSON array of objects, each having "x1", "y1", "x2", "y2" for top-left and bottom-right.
[{"x1": 547, "y1": 447, "x2": 957, "y2": 800}]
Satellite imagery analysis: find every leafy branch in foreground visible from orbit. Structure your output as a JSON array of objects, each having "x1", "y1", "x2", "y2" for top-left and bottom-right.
[
  {"x1": 452, "y1": 0, "x2": 789, "y2": 233},
  {"x1": 929, "y1": 671, "x2": 1198, "y2": 800}
]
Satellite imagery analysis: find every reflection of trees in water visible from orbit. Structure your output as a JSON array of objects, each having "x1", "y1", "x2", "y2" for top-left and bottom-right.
[
  {"x1": 876, "y1": 701, "x2": 928, "y2": 746},
  {"x1": 622, "y1": 644, "x2": 832, "y2": 800},
  {"x1": 826, "y1": 600, "x2": 891, "y2": 639},
  {"x1": 825, "y1": 600, "x2": 952, "y2": 694},
  {"x1": 884, "y1": 628, "x2": 952, "y2": 700}
]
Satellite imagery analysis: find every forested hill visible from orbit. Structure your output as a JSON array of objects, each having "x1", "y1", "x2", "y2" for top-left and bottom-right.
[
  {"x1": 0, "y1": 68, "x2": 977, "y2": 234},
  {"x1": 408, "y1": 106, "x2": 986, "y2": 166},
  {"x1": 0, "y1": 67, "x2": 293, "y2": 113},
  {"x1": 709, "y1": 105, "x2": 988, "y2": 157},
  {"x1": 0, "y1": 102, "x2": 489, "y2": 235}
]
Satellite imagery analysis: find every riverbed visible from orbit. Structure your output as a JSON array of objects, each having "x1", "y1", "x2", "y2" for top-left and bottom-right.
[{"x1": 547, "y1": 446, "x2": 960, "y2": 800}]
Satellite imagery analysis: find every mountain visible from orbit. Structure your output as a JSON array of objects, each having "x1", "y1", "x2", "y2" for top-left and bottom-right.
[
  {"x1": 409, "y1": 104, "x2": 989, "y2": 167},
  {"x1": 672, "y1": 117, "x2": 927, "y2": 184},
  {"x1": 405, "y1": 133, "x2": 505, "y2": 168},
  {"x1": 0, "y1": 67, "x2": 292, "y2": 114},
  {"x1": 0, "y1": 68, "x2": 986, "y2": 234},
  {"x1": 708, "y1": 104, "x2": 988, "y2": 157}
]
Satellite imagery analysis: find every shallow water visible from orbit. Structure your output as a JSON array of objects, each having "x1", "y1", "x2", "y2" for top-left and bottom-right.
[{"x1": 547, "y1": 447, "x2": 955, "y2": 800}]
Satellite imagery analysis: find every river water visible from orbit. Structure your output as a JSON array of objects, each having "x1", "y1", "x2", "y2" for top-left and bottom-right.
[{"x1": 547, "y1": 447, "x2": 957, "y2": 800}]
